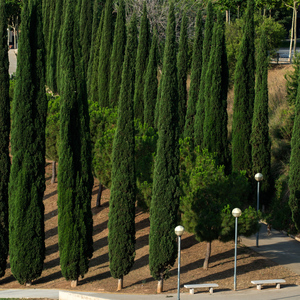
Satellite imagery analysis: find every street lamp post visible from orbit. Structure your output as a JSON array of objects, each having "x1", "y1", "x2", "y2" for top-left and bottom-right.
[
  {"x1": 175, "y1": 225, "x2": 185, "y2": 300},
  {"x1": 232, "y1": 208, "x2": 242, "y2": 291},
  {"x1": 255, "y1": 173, "x2": 263, "y2": 247}
]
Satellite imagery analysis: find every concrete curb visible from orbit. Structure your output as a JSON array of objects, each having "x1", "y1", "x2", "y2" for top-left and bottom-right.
[{"x1": 59, "y1": 291, "x2": 111, "y2": 300}]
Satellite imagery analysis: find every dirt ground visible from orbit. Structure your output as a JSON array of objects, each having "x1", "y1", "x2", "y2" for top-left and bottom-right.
[{"x1": 0, "y1": 163, "x2": 299, "y2": 295}]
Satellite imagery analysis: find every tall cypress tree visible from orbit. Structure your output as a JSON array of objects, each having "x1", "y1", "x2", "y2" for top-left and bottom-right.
[
  {"x1": 133, "y1": 2, "x2": 150, "y2": 122},
  {"x1": 87, "y1": 0, "x2": 104, "y2": 95},
  {"x1": 177, "y1": 12, "x2": 188, "y2": 136},
  {"x1": 98, "y1": 0, "x2": 113, "y2": 107},
  {"x1": 88, "y1": 10, "x2": 104, "y2": 100},
  {"x1": 149, "y1": 2, "x2": 180, "y2": 293},
  {"x1": 57, "y1": 0, "x2": 94, "y2": 286},
  {"x1": 251, "y1": 30, "x2": 271, "y2": 202},
  {"x1": 203, "y1": 10, "x2": 229, "y2": 172},
  {"x1": 109, "y1": 0, "x2": 126, "y2": 106},
  {"x1": 184, "y1": 9, "x2": 203, "y2": 142},
  {"x1": 108, "y1": 13, "x2": 137, "y2": 291},
  {"x1": 48, "y1": 0, "x2": 63, "y2": 93},
  {"x1": 9, "y1": 0, "x2": 47, "y2": 285},
  {"x1": 194, "y1": 1, "x2": 214, "y2": 148},
  {"x1": 144, "y1": 29, "x2": 158, "y2": 128},
  {"x1": 80, "y1": 0, "x2": 93, "y2": 75},
  {"x1": 0, "y1": 0, "x2": 10, "y2": 278},
  {"x1": 231, "y1": 0, "x2": 255, "y2": 176}
]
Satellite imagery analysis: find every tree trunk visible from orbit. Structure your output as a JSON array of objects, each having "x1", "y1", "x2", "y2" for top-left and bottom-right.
[
  {"x1": 203, "y1": 241, "x2": 211, "y2": 270},
  {"x1": 51, "y1": 161, "x2": 56, "y2": 184},
  {"x1": 96, "y1": 183, "x2": 102, "y2": 207},
  {"x1": 157, "y1": 275, "x2": 163, "y2": 293},
  {"x1": 289, "y1": 6, "x2": 295, "y2": 62},
  {"x1": 71, "y1": 279, "x2": 78, "y2": 287},
  {"x1": 226, "y1": 10, "x2": 229, "y2": 23},
  {"x1": 25, "y1": 282, "x2": 31, "y2": 286},
  {"x1": 117, "y1": 277, "x2": 123, "y2": 291},
  {"x1": 293, "y1": 3, "x2": 297, "y2": 59}
]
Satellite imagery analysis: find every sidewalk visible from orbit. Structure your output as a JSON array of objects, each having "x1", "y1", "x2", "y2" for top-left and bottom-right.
[{"x1": 8, "y1": 49, "x2": 17, "y2": 75}]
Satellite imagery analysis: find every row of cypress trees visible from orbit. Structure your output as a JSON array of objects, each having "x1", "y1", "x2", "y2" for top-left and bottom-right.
[{"x1": 0, "y1": 0, "x2": 273, "y2": 290}]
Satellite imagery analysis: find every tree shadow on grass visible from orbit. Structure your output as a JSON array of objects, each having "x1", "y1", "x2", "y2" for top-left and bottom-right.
[
  {"x1": 35, "y1": 269, "x2": 62, "y2": 284},
  {"x1": 45, "y1": 226, "x2": 58, "y2": 240},
  {"x1": 80, "y1": 270, "x2": 111, "y2": 284},
  {"x1": 44, "y1": 208, "x2": 58, "y2": 221},
  {"x1": 43, "y1": 190, "x2": 58, "y2": 201},
  {"x1": 93, "y1": 219, "x2": 108, "y2": 236}
]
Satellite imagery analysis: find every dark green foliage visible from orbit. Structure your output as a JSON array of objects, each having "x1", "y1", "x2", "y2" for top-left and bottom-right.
[
  {"x1": 184, "y1": 9, "x2": 203, "y2": 142},
  {"x1": 109, "y1": 0, "x2": 126, "y2": 106},
  {"x1": 251, "y1": 30, "x2": 271, "y2": 202},
  {"x1": 231, "y1": 0, "x2": 255, "y2": 176},
  {"x1": 144, "y1": 29, "x2": 158, "y2": 128},
  {"x1": 203, "y1": 11, "x2": 229, "y2": 172},
  {"x1": 45, "y1": 95, "x2": 60, "y2": 162},
  {"x1": 108, "y1": 13, "x2": 137, "y2": 280},
  {"x1": 57, "y1": 0, "x2": 94, "y2": 281},
  {"x1": 149, "y1": 2, "x2": 180, "y2": 282},
  {"x1": 88, "y1": 10, "x2": 104, "y2": 101},
  {"x1": 98, "y1": 0, "x2": 113, "y2": 107},
  {"x1": 0, "y1": 0, "x2": 10, "y2": 278},
  {"x1": 180, "y1": 143, "x2": 258, "y2": 244},
  {"x1": 80, "y1": 0, "x2": 93, "y2": 75},
  {"x1": 177, "y1": 12, "x2": 188, "y2": 136},
  {"x1": 48, "y1": 0, "x2": 63, "y2": 93},
  {"x1": 289, "y1": 79, "x2": 300, "y2": 231},
  {"x1": 9, "y1": 0, "x2": 46, "y2": 284},
  {"x1": 194, "y1": 1, "x2": 213, "y2": 148},
  {"x1": 133, "y1": 2, "x2": 150, "y2": 122},
  {"x1": 285, "y1": 52, "x2": 300, "y2": 106}
]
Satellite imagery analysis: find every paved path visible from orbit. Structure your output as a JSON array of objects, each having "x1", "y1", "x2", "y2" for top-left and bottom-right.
[{"x1": 8, "y1": 49, "x2": 17, "y2": 75}]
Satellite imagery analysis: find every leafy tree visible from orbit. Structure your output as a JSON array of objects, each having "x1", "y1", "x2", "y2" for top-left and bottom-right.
[
  {"x1": 194, "y1": 1, "x2": 214, "y2": 148},
  {"x1": 251, "y1": 30, "x2": 271, "y2": 204},
  {"x1": 9, "y1": 0, "x2": 46, "y2": 285},
  {"x1": 203, "y1": 10, "x2": 230, "y2": 172},
  {"x1": 45, "y1": 94, "x2": 60, "y2": 184},
  {"x1": 285, "y1": 52, "x2": 300, "y2": 106},
  {"x1": 143, "y1": 29, "x2": 158, "y2": 128},
  {"x1": 184, "y1": 9, "x2": 203, "y2": 143},
  {"x1": 108, "y1": 12, "x2": 137, "y2": 291},
  {"x1": 109, "y1": 0, "x2": 126, "y2": 106},
  {"x1": 0, "y1": 0, "x2": 10, "y2": 278},
  {"x1": 231, "y1": 0, "x2": 255, "y2": 176},
  {"x1": 133, "y1": 2, "x2": 150, "y2": 122},
  {"x1": 98, "y1": 0, "x2": 113, "y2": 107},
  {"x1": 177, "y1": 12, "x2": 188, "y2": 136},
  {"x1": 149, "y1": 2, "x2": 180, "y2": 293},
  {"x1": 57, "y1": 0, "x2": 93, "y2": 286},
  {"x1": 180, "y1": 142, "x2": 259, "y2": 270}
]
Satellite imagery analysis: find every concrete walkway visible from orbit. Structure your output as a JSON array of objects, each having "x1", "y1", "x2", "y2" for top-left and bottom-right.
[{"x1": 8, "y1": 49, "x2": 17, "y2": 75}]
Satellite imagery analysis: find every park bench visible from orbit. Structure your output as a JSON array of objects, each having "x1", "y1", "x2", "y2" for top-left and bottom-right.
[
  {"x1": 184, "y1": 283, "x2": 219, "y2": 294},
  {"x1": 251, "y1": 279, "x2": 286, "y2": 290}
]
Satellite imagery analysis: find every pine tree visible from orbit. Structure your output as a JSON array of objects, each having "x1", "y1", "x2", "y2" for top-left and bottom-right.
[
  {"x1": 231, "y1": 0, "x2": 255, "y2": 175},
  {"x1": 109, "y1": 0, "x2": 126, "y2": 106},
  {"x1": 108, "y1": 13, "x2": 137, "y2": 291},
  {"x1": 48, "y1": 0, "x2": 63, "y2": 93},
  {"x1": 133, "y1": 2, "x2": 150, "y2": 122},
  {"x1": 184, "y1": 9, "x2": 203, "y2": 142},
  {"x1": 149, "y1": 2, "x2": 180, "y2": 293},
  {"x1": 80, "y1": 0, "x2": 93, "y2": 75},
  {"x1": 98, "y1": 0, "x2": 113, "y2": 107},
  {"x1": 144, "y1": 29, "x2": 158, "y2": 128},
  {"x1": 203, "y1": 10, "x2": 229, "y2": 172},
  {"x1": 9, "y1": 0, "x2": 47, "y2": 285},
  {"x1": 251, "y1": 30, "x2": 271, "y2": 203},
  {"x1": 194, "y1": 1, "x2": 214, "y2": 147},
  {"x1": 57, "y1": 0, "x2": 94, "y2": 286},
  {"x1": 0, "y1": 0, "x2": 10, "y2": 278},
  {"x1": 177, "y1": 12, "x2": 188, "y2": 136},
  {"x1": 88, "y1": 10, "x2": 104, "y2": 101}
]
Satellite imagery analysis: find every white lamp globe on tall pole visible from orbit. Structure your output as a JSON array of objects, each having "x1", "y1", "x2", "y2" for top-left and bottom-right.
[
  {"x1": 175, "y1": 225, "x2": 184, "y2": 300},
  {"x1": 255, "y1": 173, "x2": 263, "y2": 247},
  {"x1": 232, "y1": 208, "x2": 242, "y2": 291}
]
